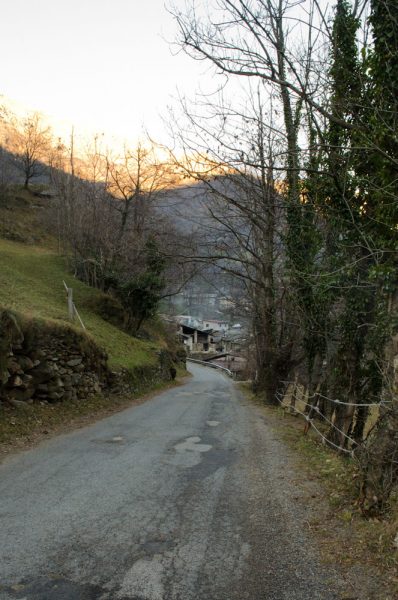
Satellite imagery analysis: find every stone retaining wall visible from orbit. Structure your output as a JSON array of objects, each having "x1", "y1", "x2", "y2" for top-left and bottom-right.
[
  {"x1": 0, "y1": 309, "x2": 109, "y2": 407},
  {"x1": 0, "y1": 309, "x2": 182, "y2": 410}
]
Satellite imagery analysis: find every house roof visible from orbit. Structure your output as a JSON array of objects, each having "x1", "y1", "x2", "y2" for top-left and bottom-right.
[{"x1": 180, "y1": 324, "x2": 213, "y2": 335}]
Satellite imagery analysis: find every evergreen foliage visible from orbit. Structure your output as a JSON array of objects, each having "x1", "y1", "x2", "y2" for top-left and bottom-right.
[{"x1": 117, "y1": 238, "x2": 166, "y2": 333}]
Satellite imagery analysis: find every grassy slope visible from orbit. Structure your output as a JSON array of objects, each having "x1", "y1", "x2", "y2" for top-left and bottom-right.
[{"x1": 0, "y1": 238, "x2": 158, "y2": 369}]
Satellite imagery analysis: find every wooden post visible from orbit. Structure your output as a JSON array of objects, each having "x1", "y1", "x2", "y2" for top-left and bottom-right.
[
  {"x1": 63, "y1": 281, "x2": 86, "y2": 329},
  {"x1": 288, "y1": 372, "x2": 298, "y2": 412},
  {"x1": 63, "y1": 281, "x2": 74, "y2": 321},
  {"x1": 68, "y1": 289, "x2": 74, "y2": 321}
]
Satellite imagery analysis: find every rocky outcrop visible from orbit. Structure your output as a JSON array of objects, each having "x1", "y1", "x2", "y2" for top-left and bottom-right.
[{"x1": 0, "y1": 309, "x2": 108, "y2": 407}]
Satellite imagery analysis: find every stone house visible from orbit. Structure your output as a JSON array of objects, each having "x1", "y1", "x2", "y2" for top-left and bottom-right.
[{"x1": 178, "y1": 324, "x2": 215, "y2": 353}]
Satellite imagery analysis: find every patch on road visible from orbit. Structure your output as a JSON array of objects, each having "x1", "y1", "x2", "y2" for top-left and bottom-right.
[
  {"x1": 90, "y1": 436, "x2": 125, "y2": 444},
  {"x1": 0, "y1": 577, "x2": 109, "y2": 600},
  {"x1": 117, "y1": 557, "x2": 165, "y2": 600},
  {"x1": 174, "y1": 436, "x2": 212, "y2": 453}
]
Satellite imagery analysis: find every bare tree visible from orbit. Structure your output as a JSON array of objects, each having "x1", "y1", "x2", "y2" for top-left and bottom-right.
[
  {"x1": 105, "y1": 142, "x2": 173, "y2": 240},
  {"x1": 163, "y1": 81, "x2": 305, "y2": 401},
  {"x1": 12, "y1": 112, "x2": 52, "y2": 189},
  {"x1": 0, "y1": 105, "x2": 16, "y2": 196},
  {"x1": 49, "y1": 133, "x2": 197, "y2": 325},
  {"x1": 166, "y1": 0, "x2": 328, "y2": 399}
]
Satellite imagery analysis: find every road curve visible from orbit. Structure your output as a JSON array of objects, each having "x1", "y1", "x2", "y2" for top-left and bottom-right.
[{"x1": 0, "y1": 365, "x2": 340, "y2": 600}]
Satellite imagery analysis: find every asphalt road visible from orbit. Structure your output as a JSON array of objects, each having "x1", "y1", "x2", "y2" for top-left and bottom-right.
[{"x1": 0, "y1": 365, "x2": 342, "y2": 600}]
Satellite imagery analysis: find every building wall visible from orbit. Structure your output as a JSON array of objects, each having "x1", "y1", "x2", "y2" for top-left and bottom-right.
[{"x1": 203, "y1": 321, "x2": 229, "y2": 332}]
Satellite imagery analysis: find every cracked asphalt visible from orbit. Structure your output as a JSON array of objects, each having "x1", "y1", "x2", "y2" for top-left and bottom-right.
[{"x1": 0, "y1": 364, "x2": 343, "y2": 600}]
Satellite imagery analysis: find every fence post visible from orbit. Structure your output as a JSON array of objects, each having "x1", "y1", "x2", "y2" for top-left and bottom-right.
[
  {"x1": 63, "y1": 281, "x2": 86, "y2": 329},
  {"x1": 63, "y1": 281, "x2": 74, "y2": 321}
]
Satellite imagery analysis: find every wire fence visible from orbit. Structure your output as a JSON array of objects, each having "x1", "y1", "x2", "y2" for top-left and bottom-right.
[
  {"x1": 275, "y1": 389, "x2": 355, "y2": 455},
  {"x1": 275, "y1": 380, "x2": 389, "y2": 457}
]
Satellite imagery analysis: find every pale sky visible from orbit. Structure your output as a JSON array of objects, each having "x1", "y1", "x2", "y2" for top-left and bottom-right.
[{"x1": 0, "y1": 0, "x2": 212, "y2": 148}]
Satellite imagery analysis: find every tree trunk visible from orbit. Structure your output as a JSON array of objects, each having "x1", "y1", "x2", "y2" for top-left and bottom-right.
[
  {"x1": 352, "y1": 405, "x2": 369, "y2": 445},
  {"x1": 327, "y1": 401, "x2": 356, "y2": 451},
  {"x1": 253, "y1": 355, "x2": 280, "y2": 405},
  {"x1": 358, "y1": 404, "x2": 398, "y2": 514}
]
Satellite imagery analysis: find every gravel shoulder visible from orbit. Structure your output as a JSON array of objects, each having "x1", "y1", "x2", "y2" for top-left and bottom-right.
[{"x1": 246, "y1": 397, "x2": 395, "y2": 600}]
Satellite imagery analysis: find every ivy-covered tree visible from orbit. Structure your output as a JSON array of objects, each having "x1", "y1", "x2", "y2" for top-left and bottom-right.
[
  {"x1": 304, "y1": 0, "x2": 370, "y2": 449},
  {"x1": 117, "y1": 238, "x2": 166, "y2": 333},
  {"x1": 355, "y1": 0, "x2": 398, "y2": 513}
]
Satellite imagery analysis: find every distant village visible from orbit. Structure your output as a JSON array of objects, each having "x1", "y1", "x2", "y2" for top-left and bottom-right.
[{"x1": 163, "y1": 314, "x2": 249, "y2": 378}]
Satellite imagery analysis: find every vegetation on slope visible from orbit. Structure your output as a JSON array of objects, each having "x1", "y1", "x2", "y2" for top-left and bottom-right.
[
  {"x1": 0, "y1": 186, "x2": 52, "y2": 244},
  {"x1": 0, "y1": 237, "x2": 159, "y2": 370}
]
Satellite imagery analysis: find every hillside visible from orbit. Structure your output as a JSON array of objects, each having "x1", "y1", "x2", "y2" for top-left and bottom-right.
[
  {"x1": 0, "y1": 185, "x2": 54, "y2": 244},
  {"x1": 0, "y1": 186, "x2": 184, "y2": 450},
  {"x1": 0, "y1": 238, "x2": 159, "y2": 370}
]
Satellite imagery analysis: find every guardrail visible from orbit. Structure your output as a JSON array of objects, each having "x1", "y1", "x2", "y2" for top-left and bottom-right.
[{"x1": 187, "y1": 357, "x2": 234, "y2": 378}]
